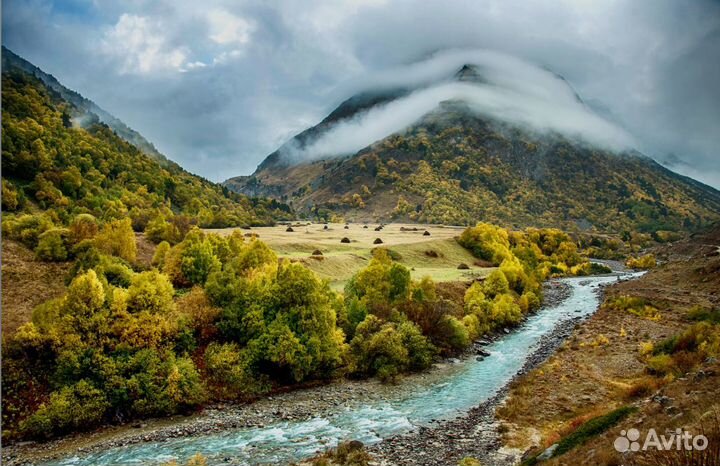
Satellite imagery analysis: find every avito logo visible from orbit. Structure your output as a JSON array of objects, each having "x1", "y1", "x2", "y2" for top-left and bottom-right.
[{"x1": 614, "y1": 428, "x2": 708, "y2": 452}]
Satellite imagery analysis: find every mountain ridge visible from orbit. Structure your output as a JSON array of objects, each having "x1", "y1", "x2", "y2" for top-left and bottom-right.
[
  {"x1": 1, "y1": 47, "x2": 291, "y2": 228},
  {"x1": 2, "y1": 46, "x2": 168, "y2": 164},
  {"x1": 225, "y1": 65, "x2": 720, "y2": 232}
]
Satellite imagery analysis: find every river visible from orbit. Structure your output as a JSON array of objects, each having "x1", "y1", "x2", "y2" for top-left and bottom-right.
[{"x1": 49, "y1": 273, "x2": 638, "y2": 466}]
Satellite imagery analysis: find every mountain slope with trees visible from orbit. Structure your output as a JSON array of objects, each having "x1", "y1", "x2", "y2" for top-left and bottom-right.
[
  {"x1": 226, "y1": 71, "x2": 720, "y2": 234},
  {"x1": 1, "y1": 48, "x2": 292, "y2": 236}
]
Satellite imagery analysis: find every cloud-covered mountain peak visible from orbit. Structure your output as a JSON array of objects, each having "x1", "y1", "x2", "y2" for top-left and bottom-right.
[{"x1": 268, "y1": 50, "x2": 634, "y2": 167}]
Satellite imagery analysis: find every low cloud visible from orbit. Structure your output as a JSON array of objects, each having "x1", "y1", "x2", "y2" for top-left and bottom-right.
[
  {"x1": 285, "y1": 50, "x2": 634, "y2": 162},
  {"x1": 102, "y1": 14, "x2": 190, "y2": 74}
]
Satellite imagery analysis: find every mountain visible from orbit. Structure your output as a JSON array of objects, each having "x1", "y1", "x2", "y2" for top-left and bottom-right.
[
  {"x1": 1, "y1": 48, "x2": 291, "y2": 228},
  {"x1": 226, "y1": 65, "x2": 720, "y2": 233},
  {"x1": 1, "y1": 47, "x2": 168, "y2": 162}
]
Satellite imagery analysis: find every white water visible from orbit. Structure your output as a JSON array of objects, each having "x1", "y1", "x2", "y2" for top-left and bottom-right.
[{"x1": 51, "y1": 274, "x2": 638, "y2": 466}]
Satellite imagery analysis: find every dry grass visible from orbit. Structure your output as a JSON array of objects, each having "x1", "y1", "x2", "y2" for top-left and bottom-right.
[
  {"x1": 134, "y1": 233, "x2": 157, "y2": 269},
  {"x1": 207, "y1": 223, "x2": 493, "y2": 288},
  {"x1": 1, "y1": 240, "x2": 71, "y2": 336}
]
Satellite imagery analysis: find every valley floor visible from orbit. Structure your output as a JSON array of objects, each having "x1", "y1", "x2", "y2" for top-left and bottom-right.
[
  {"x1": 5, "y1": 223, "x2": 718, "y2": 466},
  {"x1": 207, "y1": 222, "x2": 492, "y2": 290}
]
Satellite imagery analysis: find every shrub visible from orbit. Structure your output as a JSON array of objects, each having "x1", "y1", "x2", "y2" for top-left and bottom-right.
[
  {"x1": 464, "y1": 282, "x2": 493, "y2": 333},
  {"x1": 607, "y1": 295, "x2": 661, "y2": 320},
  {"x1": 35, "y1": 228, "x2": 68, "y2": 261},
  {"x1": 624, "y1": 376, "x2": 659, "y2": 399},
  {"x1": 345, "y1": 251, "x2": 411, "y2": 308},
  {"x1": 162, "y1": 453, "x2": 209, "y2": 466},
  {"x1": 204, "y1": 342, "x2": 266, "y2": 398},
  {"x1": 1, "y1": 179, "x2": 20, "y2": 210},
  {"x1": 68, "y1": 214, "x2": 98, "y2": 244},
  {"x1": 126, "y1": 270, "x2": 175, "y2": 315},
  {"x1": 483, "y1": 270, "x2": 510, "y2": 298},
  {"x1": 458, "y1": 223, "x2": 511, "y2": 265},
  {"x1": 397, "y1": 321, "x2": 436, "y2": 370},
  {"x1": 310, "y1": 441, "x2": 371, "y2": 466},
  {"x1": 437, "y1": 315, "x2": 470, "y2": 351},
  {"x1": 20, "y1": 380, "x2": 109, "y2": 438},
  {"x1": 646, "y1": 353, "x2": 678, "y2": 376},
  {"x1": 687, "y1": 305, "x2": 720, "y2": 323},
  {"x1": 100, "y1": 259, "x2": 134, "y2": 288},
  {"x1": 165, "y1": 357, "x2": 207, "y2": 410},
  {"x1": 177, "y1": 287, "x2": 220, "y2": 338},
  {"x1": 145, "y1": 216, "x2": 186, "y2": 244},
  {"x1": 458, "y1": 459, "x2": 482, "y2": 466},
  {"x1": 95, "y1": 218, "x2": 137, "y2": 263},
  {"x1": 350, "y1": 315, "x2": 409, "y2": 382},
  {"x1": 491, "y1": 294, "x2": 523, "y2": 327},
  {"x1": 212, "y1": 259, "x2": 346, "y2": 384},
  {"x1": 229, "y1": 238, "x2": 277, "y2": 272},
  {"x1": 180, "y1": 239, "x2": 221, "y2": 286},
  {"x1": 2, "y1": 213, "x2": 55, "y2": 248},
  {"x1": 518, "y1": 291, "x2": 540, "y2": 313},
  {"x1": 63, "y1": 270, "x2": 106, "y2": 318},
  {"x1": 571, "y1": 262, "x2": 612, "y2": 276},
  {"x1": 626, "y1": 254, "x2": 657, "y2": 269},
  {"x1": 152, "y1": 241, "x2": 171, "y2": 268}
]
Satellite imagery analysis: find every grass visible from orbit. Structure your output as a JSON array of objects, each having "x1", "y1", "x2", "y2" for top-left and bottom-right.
[
  {"x1": 521, "y1": 405, "x2": 637, "y2": 465},
  {"x1": 208, "y1": 223, "x2": 494, "y2": 289}
]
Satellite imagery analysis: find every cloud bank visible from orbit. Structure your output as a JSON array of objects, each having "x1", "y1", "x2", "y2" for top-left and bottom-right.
[
  {"x1": 2, "y1": 0, "x2": 719, "y2": 187},
  {"x1": 287, "y1": 50, "x2": 634, "y2": 161}
]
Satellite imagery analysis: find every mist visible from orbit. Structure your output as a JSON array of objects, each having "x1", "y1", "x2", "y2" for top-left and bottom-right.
[{"x1": 285, "y1": 51, "x2": 634, "y2": 162}]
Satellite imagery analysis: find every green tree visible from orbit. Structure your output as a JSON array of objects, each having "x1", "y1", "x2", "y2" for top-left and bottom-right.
[
  {"x1": 35, "y1": 228, "x2": 68, "y2": 261},
  {"x1": 95, "y1": 218, "x2": 137, "y2": 263},
  {"x1": 20, "y1": 380, "x2": 109, "y2": 438},
  {"x1": 483, "y1": 269, "x2": 510, "y2": 298}
]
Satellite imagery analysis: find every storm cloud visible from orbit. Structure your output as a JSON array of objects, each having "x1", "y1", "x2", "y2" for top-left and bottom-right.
[{"x1": 2, "y1": 0, "x2": 719, "y2": 187}]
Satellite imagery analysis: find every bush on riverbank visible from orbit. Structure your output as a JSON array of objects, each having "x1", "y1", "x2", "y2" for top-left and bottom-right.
[
  {"x1": 642, "y1": 319, "x2": 720, "y2": 377},
  {"x1": 459, "y1": 223, "x2": 590, "y2": 340},
  {"x1": 625, "y1": 253, "x2": 657, "y2": 269}
]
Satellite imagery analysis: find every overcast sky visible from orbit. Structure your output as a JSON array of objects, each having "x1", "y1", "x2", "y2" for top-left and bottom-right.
[{"x1": 3, "y1": 0, "x2": 719, "y2": 188}]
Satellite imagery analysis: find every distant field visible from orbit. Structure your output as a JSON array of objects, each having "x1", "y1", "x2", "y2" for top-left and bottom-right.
[{"x1": 207, "y1": 222, "x2": 493, "y2": 289}]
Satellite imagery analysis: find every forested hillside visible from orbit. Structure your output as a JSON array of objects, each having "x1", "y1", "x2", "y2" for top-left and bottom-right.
[{"x1": 1, "y1": 60, "x2": 291, "y2": 240}]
